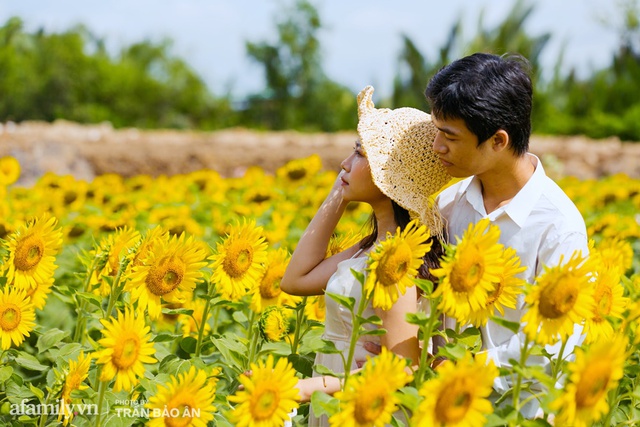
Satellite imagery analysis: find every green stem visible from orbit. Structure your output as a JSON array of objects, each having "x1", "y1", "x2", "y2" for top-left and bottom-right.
[
  {"x1": 37, "y1": 392, "x2": 52, "y2": 427},
  {"x1": 195, "y1": 293, "x2": 212, "y2": 357},
  {"x1": 103, "y1": 258, "x2": 128, "y2": 319},
  {"x1": 343, "y1": 288, "x2": 368, "y2": 387},
  {"x1": 210, "y1": 305, "x2": 220, "y2": 335},
  {"x1": 245, "y1": 311, "x2": 260, "y2": 369},
  {"x1": 94, "y1": 380, "x2": 107, "y2": 427},
  {"x1": 512, "y1": 336, "x2": 531, "y2": 413},
  {"x1": 550, "y1": 338, "x2": 569, "y2": 384},
  {"x1": 414, "y1": 296, "x2": 440, "y2": 389},
  {"x1": 290, "y1": 297, "x2": 308, "y2": 355},
  {"x1": 72, "y1": 256, "x2": 99, "y2": 343}
]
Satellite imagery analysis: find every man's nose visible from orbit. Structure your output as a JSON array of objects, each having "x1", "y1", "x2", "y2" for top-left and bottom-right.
[{"x1": 432, "y1": 133, "x2": 447, "y2": 154}]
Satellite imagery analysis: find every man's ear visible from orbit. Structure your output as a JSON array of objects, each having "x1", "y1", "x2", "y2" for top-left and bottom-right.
[{"x1": 491, "y1": 129, "x2": 510, "y2": 152}]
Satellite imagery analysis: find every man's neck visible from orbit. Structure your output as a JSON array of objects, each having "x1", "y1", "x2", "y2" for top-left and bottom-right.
[{"x1": 478, "y1": 154, "x2": 536, "y2": 214}]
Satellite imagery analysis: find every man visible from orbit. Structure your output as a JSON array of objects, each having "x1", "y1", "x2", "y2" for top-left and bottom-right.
[{"x1": 426, "y1": 52, "x2": 588, "y2": 416}]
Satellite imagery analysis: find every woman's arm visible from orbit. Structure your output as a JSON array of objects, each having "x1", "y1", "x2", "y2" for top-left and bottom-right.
[
  {"x1": 295, "y1": 374, "x2": 346, "y2": 402},
  {"x1": 294, "y1": 289, "x2": 420, "y2": 402},
  {"x1": 280, "y1": 173, "x2": 358, "y2": 296},
  {"x1": 376, "y1": 286, "x2": 421, "y2": 367}
]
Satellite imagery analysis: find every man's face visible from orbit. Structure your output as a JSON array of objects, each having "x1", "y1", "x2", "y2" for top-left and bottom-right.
[{"x1": 431, "y1": 115, "x2": 496, "y2": 178}]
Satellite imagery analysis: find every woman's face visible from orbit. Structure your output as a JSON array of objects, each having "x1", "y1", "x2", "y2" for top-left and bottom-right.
[{"x1": 339, "y1": 140, "x2": 386, "y2": 204}]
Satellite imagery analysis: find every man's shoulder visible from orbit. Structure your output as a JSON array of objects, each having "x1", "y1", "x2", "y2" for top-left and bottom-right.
[
  {"x1": 537, "y1": 175, "x2": 583, "y2": 217},
  {"x1": 528, "y1": 175, "x2": 587, "y2": 238}
]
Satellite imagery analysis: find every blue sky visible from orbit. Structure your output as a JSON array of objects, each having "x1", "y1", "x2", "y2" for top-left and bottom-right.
[{"x1": 1, "y1": 0, "x2": 620, "y2": 99}]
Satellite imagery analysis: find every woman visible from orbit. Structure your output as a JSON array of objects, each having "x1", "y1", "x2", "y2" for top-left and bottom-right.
[{"x1": 279, "y1": 85, "x2": 451, "y2": 425}]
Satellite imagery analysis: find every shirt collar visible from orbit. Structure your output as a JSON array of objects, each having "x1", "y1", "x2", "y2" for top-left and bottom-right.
[
  {"x1": 499, "y1": 153, "x2": 545, "y2": 226},
  {"x1": 461, "y1": 153, "x2": 545, "y2": 227}
]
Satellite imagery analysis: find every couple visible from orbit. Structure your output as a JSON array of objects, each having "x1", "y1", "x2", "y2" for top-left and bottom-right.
[{"x1": 280, "y1": 52, "x2": 588, "y2": 424}]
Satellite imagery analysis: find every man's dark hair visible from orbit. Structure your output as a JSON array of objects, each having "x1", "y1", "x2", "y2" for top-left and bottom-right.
[{"x1": 425, "y1": 52, "x2": 533, "y2": 156}]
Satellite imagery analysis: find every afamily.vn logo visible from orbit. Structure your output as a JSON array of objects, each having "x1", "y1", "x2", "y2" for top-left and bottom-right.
[{"x1": 9, "y1": 399, "x2": 98, "y2": 416}]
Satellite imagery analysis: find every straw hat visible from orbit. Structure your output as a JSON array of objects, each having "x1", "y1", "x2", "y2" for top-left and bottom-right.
[{"x1": 357, "y1": 85, "x2": 451, "y2": 235}]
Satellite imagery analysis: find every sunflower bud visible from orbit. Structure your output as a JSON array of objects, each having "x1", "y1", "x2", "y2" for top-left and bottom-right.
[{"x1": 258, "y1": 305, "x2": 291, "y2": 342}]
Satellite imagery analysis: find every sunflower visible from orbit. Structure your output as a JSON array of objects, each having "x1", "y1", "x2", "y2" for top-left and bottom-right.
[
  {"x1": 0, "y1": 287, "x2": 36, "y2": 350},
  {"x1": 275, "y1": 154, "x2": 323, "y2": 185},
  {"x1": 126, "y1": 226, "x2": 170, "y2": 275},
  {"x1": 91, "y1": 226, "x2": 141, "y2": 296},
  {"x1": 467, "y1": 247, "x2": 526, "y2": 327},
  {"x1": 521, "y1": 250, "x2": 595, "y2": 346},
  {"x1": 250, "y1": 248, "x2": 290, "y2": 313},
  {"x1": 411, "y1": 352, "x2": 497, "y2": 427},
  {"x1": 329, "y1": 347, "x2": 413, "y2": 427},
  {"x1": 146, "y1": 365, "x2": 218, "y2": 427},
  {"x1": 304, "y1": 295, "x2": 326, "y2": 322},
  {"x1": 58, "y1": 352, "x2": 92, "y2": 425},
  {"x1": 551, "y1": 335, "x2": 627, "y2": 427},
  {"x1": 228, "y1": 355, "x2": 299, "y2": 427},
  {"x1": 263, "y1": 210, "x2": 295, "y2": 246},
  {"x1": 3, "y1": 214, "x2": 63, "y2": 290},
  {"x1": 210, "y1": 219, "x2": 268, "y2": 301},
  {"x1": 582, "y1": 263, "x2": 627, "y2": 344},
  {"x1": 127, "y1": 232, "x2": 208, "y2": 319},
  {"x1": 0, "y1": 156, "x2": 21, "y2": 186},
  {"x1": 22, "y1": 278, "x2": 53, "y2": 310},
  {"x1": 326, "y1": 231, "x2": 363, "y2": 258},
  {"x1": 258, "y1": 305, "x2": 292, "y2": 343},
  {"x1": 364, "y1": 220, "x2": 432, "y2": 310},
  {"x1": 432, "y1": 218, "x2": 505, "y2": 323},
  {"x1": 596, "y1": 237, "x2": 634, "y2": 273},
  {"x1": 94, "y1": 308, "x2": 157, "y2": 392}
]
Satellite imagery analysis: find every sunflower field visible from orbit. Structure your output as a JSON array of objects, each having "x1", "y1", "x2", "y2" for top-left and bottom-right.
[{"x1": 0, "y1": 153, "x2": 638, "y2": 427}]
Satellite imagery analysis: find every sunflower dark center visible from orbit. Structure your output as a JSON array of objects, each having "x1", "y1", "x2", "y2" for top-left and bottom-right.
[
  {"x1": 252, "y1": 388, "x2": 278, "y2": 420},
  {"x1": 575, "y1": 361, "x2": 611, "y2": 408},
  {"x1": 14, "y1": 234, "x2": 44, "y2": 271},
  {"x1": 538, "y1": 280, "x2": 578, "y2": 319},
  {"x1": 376, "y1": 243, "x2": 412, "y2": 287},
  {"x1": 354, "y1": 394, "x2": 386, "y2": 423},
  {"x1": 223, "y1": 244, "x2": 253, "y2": 278},
  {"x1": 0, "y1": 306, "x2": 21, "y2": 331},
  {"x1": 435, "y1": 381, "x2": 472, "y2": 423},
  {"x1": 146, "y1": 257, "x2": 185, "y2": 296},
  {"x1": 112, "y1": 336, "x2": 140, "y2": 369},
  {"x1": 259, "y1": 272, "x2": 282, "y2": 299}
]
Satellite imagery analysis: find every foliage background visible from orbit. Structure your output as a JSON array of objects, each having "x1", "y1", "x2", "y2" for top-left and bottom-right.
[{"x1": 1, "y1": 0, "x2": 640, "y2": 140}]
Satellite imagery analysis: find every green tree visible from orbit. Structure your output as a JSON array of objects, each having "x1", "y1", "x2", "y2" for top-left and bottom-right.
[
  {"x1": 392, "y1": 20, "x2": 462, "y2": 111},
  {"x1": 0, "y1": 17, "x2": 231, "y2": 130},
  {"x1": 392, "y1": 0, "x2": 553, "y2": 126},
  {"x1": 537, "y1": 0, "x2": 640, "y2": 140},
  {"x1": 244, "y1": 0, "x2": 356, "y2": 131}
]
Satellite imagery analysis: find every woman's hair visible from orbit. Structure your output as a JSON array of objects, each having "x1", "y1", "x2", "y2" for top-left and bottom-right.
[{"x1": 359, "y1": 200, "x2": 444, "y2": 283}]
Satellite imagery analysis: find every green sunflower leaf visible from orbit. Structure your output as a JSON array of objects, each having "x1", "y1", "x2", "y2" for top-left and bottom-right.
[
  {"x1": 161, "y1": 307, "x2": 194, "y2": 316},
  {"x1": 288, "y1": 353, "x2": 314, "y2": 377},
  {"x1": 13, "y1": 352, "x2": 48, "y2": 372},
  {"x1": 325, "y1": 291, "x2": 355, "y2": 311},
  {"x1": 310, "y1": 390, "x2": 339, "y2": 418},
  {"x1": 0, "y1": 366, "x2": 13, "y2": 383},
  {"x1": 359, "y1": 327, "x2": 386, "y2": 336},
  {"x1": 490, "y1": 316, "x2": 521, "y2": 335},
  {"x1": 75, "y1": 291, "x2": 104, "y2": 308},
  {"x1": 36, "y1": 328, "x2": 69, "y2": 353},
  {"x1": 405, "y1": 311, "x2": 429, "y2": 326}
]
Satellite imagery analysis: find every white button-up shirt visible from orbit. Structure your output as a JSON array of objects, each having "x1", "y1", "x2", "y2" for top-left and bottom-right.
[{"x1": 436, "y1": 153, "x2": 589, "y2": 397}]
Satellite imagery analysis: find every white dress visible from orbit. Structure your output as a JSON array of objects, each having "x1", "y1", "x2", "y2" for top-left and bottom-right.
[{"x1": 308, "y1": 254, "x2": 381, "y2": 426}]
